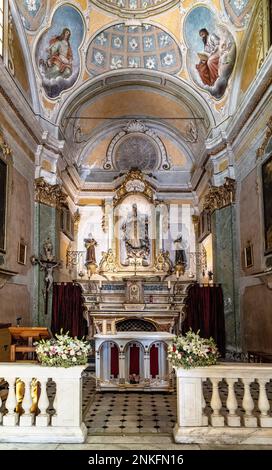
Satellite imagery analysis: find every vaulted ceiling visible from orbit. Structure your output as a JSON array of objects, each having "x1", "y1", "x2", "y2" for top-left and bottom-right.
[{"x1": 10, "y1": 0, "x2": 259, "y2": 189}]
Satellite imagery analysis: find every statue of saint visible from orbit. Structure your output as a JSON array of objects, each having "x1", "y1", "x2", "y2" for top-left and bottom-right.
[
  {"x1": 174, "y1": 235, "x2": 187, "y2": 274},
  {"x1": 121, "y1": 204, "x2": 150, "y2": 266},
  {"x1": 43, "y1": 237, "x2": 54, "y2": 261},
  {"x1": 84, "y1": 237, "x2": 97, "y2": 265}
]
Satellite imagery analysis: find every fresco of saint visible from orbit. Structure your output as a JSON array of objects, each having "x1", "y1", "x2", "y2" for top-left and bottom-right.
[
  {"x1": 196, "y1": 28, "x2": 220, "y2": 87},
  {"x1": 40, "y1": 28, "x2": 73, "y2": 80}
]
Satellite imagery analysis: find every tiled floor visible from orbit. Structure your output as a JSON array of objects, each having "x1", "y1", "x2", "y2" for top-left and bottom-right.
[
  {"x1": 82, "y1": 374, "x2": 272, "y2": 435},
  {"x1": 83, "y1": 385, "x2": 176, "y2": 435}
]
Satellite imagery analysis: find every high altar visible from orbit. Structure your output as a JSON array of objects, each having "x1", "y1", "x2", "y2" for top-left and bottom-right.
[{"x1": 74, "y1": 170, "x2": 197, "y2": 391}]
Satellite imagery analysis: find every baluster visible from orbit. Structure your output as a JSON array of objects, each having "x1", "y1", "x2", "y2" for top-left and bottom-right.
[
  {"x1": 20, "y1": 378, "x2": 34, "y2": 426},
  {"x1": 36, "y1": 379, "x2": 50, "y2": 427},
  {"x1": 226, "y1": 378, "x2": 240, "y2": 426},
  {"x1": 2, "y1": 377, "x2": 18, "y2": 426},
  {"x1": 210, "y1": 378, "x2": 224, "y2": 426},
  {"x1": 241, "y1": 378, "x2": 257, "y2": 427},
  {"x1": 201, "y1": 380, "x2": 208, "y2": 426},
  {"x1": 258, "y1": 378, "x2": 272, "y2": 427}
]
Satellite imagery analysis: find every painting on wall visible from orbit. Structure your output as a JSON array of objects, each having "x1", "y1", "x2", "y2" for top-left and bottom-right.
[
  {"x1": 0, "y1": 157, "x2": 7, "y2": 252},
  {"x1": 184, "y1": 6, "x2": 236, "y2": 99},
  {"x1": 262, "y1": 154, "x2": 272, "y2": 254},
  {"x1": 18, "y1": 0, "x2": 48, "y2": 32},
  {"x1": 36, "y1": 5, "x2": 84, "y2": 99}
]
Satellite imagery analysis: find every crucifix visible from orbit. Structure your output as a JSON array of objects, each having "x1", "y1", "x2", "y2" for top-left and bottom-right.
[{"x1": 30, "y1": 237, "x2": 61, "y2": 315}]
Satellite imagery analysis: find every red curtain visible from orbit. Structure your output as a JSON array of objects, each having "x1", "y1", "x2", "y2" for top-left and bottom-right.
[
  {"x1": 183, "y1": 284, "x2": 225, "y2": 356},
  {"x1": 150, "y1": 344, "x2": 159, "y2": 378},
  {"x1": 129, "y1": 344, "x2": 140, "y2": 375},
  {"x1": 111, "y1": 344, "x2": 119, "y2": 378},
  {"x1": 51, "y1": 283, "x2": 87, "y2": 338}
]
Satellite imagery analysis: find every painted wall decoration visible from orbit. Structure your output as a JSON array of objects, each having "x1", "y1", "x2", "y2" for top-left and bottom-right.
[
  {"x1": 86, "y1": 24, "x2": 182, "y2": 76},
  {"x1": 8, "y1": 10, "x2": 32, "y2": 103},
  {"x1": 184, "y1": 6, "x2": 236, "y2": 99},
  {"x1": 262, "y1": 154, "x2": 272, "y2": 254},
  {"x1": 223, "y1": 0, "x2": 252, "y2": 28},
  {"x1": 35, "y1": 4, "x2": 84, "y2": 99},
  {"x1": 90, "y1": 0, "x2": 179, "y2": 18},
  {"x1": 17, "y1": 0, "x2": 48, "y2": 32}
]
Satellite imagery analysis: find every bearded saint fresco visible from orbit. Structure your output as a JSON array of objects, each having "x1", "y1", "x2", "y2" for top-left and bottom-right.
[
  {"x1": 36, "y1": 5, "x2": 84, "y2": 99},
  {"x1": 185, "y1": 6, "x2": 236, "y2": 99}
]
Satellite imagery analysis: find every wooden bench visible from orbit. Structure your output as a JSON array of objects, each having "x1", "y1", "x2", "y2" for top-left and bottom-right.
[
  {"x1": 248, "y1": 350, "x2": 272, "y2": 363},
  {"x1": 9, "y1": 327, "x2": 52, "y2": 362}
]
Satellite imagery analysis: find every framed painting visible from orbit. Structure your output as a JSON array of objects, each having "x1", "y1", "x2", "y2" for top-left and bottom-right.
[
  {"x1": 262, "y1": 154, "x2": 272, "y2": 254},
  {"x1": 0, "y1": 156, "x2": 7, "y2": 252},
  {"x1": 17, "y1": 240, "x2": 27, "y2": 265},
  {"x1": 244, "y1": 242, "x2": 254, "y2": 268}
]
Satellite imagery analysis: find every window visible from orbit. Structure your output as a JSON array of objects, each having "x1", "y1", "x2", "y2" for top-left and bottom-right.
[
  {"x1": 61, "y1": 206, "x2": 74, "y2": 241},
  {"x1": 0, "y1": 0, "x2": 4, "y2": 57}
]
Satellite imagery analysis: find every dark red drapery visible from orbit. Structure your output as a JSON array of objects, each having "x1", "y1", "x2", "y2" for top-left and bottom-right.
[
  {"x1": 150, "y1": 344, "x2": 159, "y2": 378},
  {"x1": 111, "y1": 344, "x2": 119, "y2": 378},
  {"x1": 129, "y1": 344, "x2": 140, "y2": 375},
  {"x1": 51, "y1": 283, "x2": 87, "y2": 338},
  {"x1": 183, "y1": 284, "x2": 225, "y2": 356}
]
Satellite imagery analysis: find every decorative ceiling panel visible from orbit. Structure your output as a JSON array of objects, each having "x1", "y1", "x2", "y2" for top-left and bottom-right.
[
  {"x1": 90, "y1": 0, "x2": 179, "y2": 18},
  {"x1": 86, "y1": 24, "x2": 182, "y2": 76},
  {"x1": 17, "y1": 0, "x2": 48, "y2": 32},
  {"x1": 223, "y1": 0, "x2": 252, "y2": 28}
]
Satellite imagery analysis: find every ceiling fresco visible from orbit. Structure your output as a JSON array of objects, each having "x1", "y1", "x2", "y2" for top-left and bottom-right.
[
  {"x1": 184, "y1": 6, "x2": 236, "y2": 99},
  {"x1": 35, "y1": 4, "x2": 85, "y2": 98},
  {"x1": 17, "y1": 0, "x2": 48, "y2": 31},
  {"x1": 223, "y1": 0, "x2": 252, "y2": 28},
  {"x1": 86, "y1": 24, "x2": 182, "y2": 76},
  {"x1": 90, "y1": 0, "x2": 179, "y2": 18},
  {"x1": 10, "y1": 0, "x2": 263, "y2": 187}
]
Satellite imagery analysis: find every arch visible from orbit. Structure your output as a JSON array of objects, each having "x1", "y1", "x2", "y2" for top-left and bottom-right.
[
  {"x1": 9, "y1": 0, "x2": 40, "y2": 113},
  {"x1": 56, "y1": 70, "x2": 215, "y2": 131},
  {"x1": 148, "y1": 339, "x2": 168, "y2": 352},
  {"x1": 98, "y1": 339, "x2": 120, "y2": 353}
]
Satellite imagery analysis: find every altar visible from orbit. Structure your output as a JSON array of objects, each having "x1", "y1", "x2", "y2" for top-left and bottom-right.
[
  {"x1": 74, "y1": 170, "x2": 196, "y2": 391},
  {"x1": 94, "y1": 331, "x2": 175, "y2": 391}
]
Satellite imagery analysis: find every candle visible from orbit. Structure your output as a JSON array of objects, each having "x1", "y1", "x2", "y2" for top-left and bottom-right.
[
  {"x1": 99, "y1": 280, "x2": 102, "y2": 289},
  {"x1": 168, "y1": 280, "x2": 171, "y2": 289}
]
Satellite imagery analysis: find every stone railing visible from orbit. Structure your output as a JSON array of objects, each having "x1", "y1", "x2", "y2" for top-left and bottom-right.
[
  {"x1": 174, "y1": 363, "x2": 272, "y2": 445},
  {"x1": 0, "y1": 363, "x2": 87, "y2": 443}
]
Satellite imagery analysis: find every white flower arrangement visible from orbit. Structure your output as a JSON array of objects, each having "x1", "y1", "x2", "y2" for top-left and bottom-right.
[
  {"x1": 35, "y1": 331, "x2": 91, "y2": 368},
  {"x1": 168, "y1": 329, "x2": 219, "y2": 369}
]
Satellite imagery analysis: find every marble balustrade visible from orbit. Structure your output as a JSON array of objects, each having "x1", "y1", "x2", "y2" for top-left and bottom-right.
[
  {"x1": 0, "y1": 363, "x2": 87, "y2": 443},
  {"x1": 174, "y1": 363, "x2": 272, "y2": 445}
]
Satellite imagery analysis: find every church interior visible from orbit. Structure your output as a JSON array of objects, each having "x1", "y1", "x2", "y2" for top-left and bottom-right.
[{"x1": 0, "y1": 0, "x2": 272, "y2": 450}]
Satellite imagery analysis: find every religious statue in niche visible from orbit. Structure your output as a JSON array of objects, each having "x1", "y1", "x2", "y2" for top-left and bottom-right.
[
  {"x1": 84, "y1": 236, "x2": 97, "y2": 276},
  {"x1": 174, "y1": 235, "x2": 187, "y2": 276},
  {"x1": 99, "y1": 248, "x2": 117, "y2": 273},
  {"x1": 121, "y1": 203, "x2": 150, "y2": 266},
  {"x1": 154, "y1": 249, "x2": 173, "y2": 274}
]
